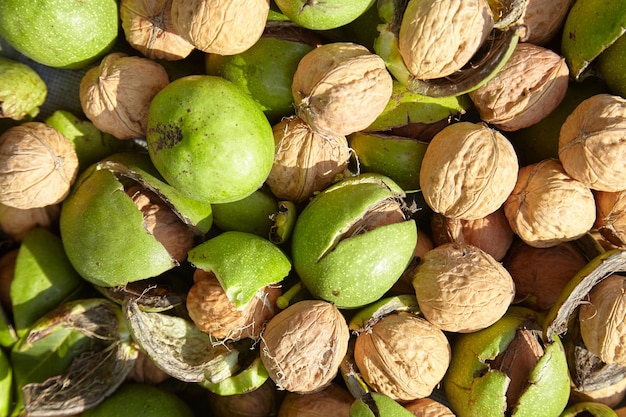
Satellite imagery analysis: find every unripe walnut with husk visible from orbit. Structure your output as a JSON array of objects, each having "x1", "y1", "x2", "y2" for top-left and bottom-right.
[
  {"x1": 398, "y1": 0, "x2": 494, "y2": 80},
  {"x1": 503, "y1": 159, "x2": 596, "y2": 248},
  {"x1": 595, "y1": 189, "x2": 626, "y2": 247},
  {"x1": 0, "y1": 203, "x2": 60, "y2": 242},
  {"x1": 266, "y1": 115, "x2": 351, "y2": 203},
  {"x1": 468, "y1": 43, "x2": 569, "y2": 131},
  {"x1": 0, "y1": 122, "x2": 78, "y2": 209},
  {"x1": 419, "y1": 121, "x2": 519, "y2": 220},
  {"x1": 517, "y1": 0, "x2": 575, "y2": 45},
  {"x1": 186, "y1": 269, "x2": 281, "y2": 341},
  {"x1": 412, "y1": 242, "x2": 515, "y2": 333},
  {"x1": 354, "y1": 312, "x2": 451, "y2": 401},
  {"x1": 170, "y1": 0, "x2": 269, "y2": 55},
  {"x1": 558, "y1": 94, "x2": 626, "y2": 192},
  {"x1": 120, "y1": 0, "x2": 195, "y2": 61},
  {"x1": 277, "y1": 382, "x2": 354, "y2": 417},
  {"x1": 260, "y1": 299, "x2": 349, "y2": 394},
  {"x1": 579, "y1": 274, "x2": 626, "y2": 366},
  {"x1": 80, "y1": 52, "x2": 170, "y2": 140},
  {"x1": 292, "y1": 42, "x2": 393, "y2": 137}
]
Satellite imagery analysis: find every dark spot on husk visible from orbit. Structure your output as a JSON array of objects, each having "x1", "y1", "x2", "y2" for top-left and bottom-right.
[{"x1": 148, "y1": 123, "x2": 183, "y2": 152}]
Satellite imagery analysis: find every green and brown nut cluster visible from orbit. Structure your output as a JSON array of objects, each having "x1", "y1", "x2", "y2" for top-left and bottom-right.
[{"x1": 1, "y1": 0, "x2": 626, "y2": 416}]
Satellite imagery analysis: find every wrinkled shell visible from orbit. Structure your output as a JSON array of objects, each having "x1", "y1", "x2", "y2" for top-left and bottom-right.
[
  {"x1": 187, "y1": 269, "x2": 281, "y2": 341},
  {"x1": 277, "y1": 382, "x2": 353, "y2": 417},
  {"x1": 518, "y1": 0, "x2": 576, "y2": 45},
  {"x1": 412, "y1": 242, "x2": 515, "y2": 333},
  {"x1": 430, "y1": 208, "x2": 513, "y2": 261},
  {"x1": 354, "y1": 312, "x2": 450, "y2": 401},
  {"x1": 419, "y1": 122, "x2": 519, "y2": 220},
  {"x1": 558, "y1": 94, "x2": 626, "y2": 192},
  {"x1": 170, "y1": 0, "x2": 269, "y2": 55},
  {"x1": 209, "y1": 379, "x2": 279, "y2": 417},
  {"x1": 0, "y1": 203, "x2": 60, "y2": 242},
  {"x1": 120, "y1": 0, "x2": 195, "y2": 60},
  {"x1": 0, "y1": 122, "x2": 78, "y2": 209},
  {"x1": 267, "y1": 116, "x2": 350, "y2": 203},
  {"x1": 579, "y1": 274, "x2": 626, "y2": 366},
  {"x1": 260, "y1": 299, "x2": 349, "y2": 394},
  {"x1": 80, "y1": 52, "x2": 170, "y2": 140},
  {"x1": 595, "y1": 190, "x2": 626, "y2": 247},
  {"x1": 125, "y1": 350, "x2": 171, "y2": 384},
  {"x1": 398, "y1": 0, "x2": 494, "y2": 79},
  {"x1": 292, "y1": 42, "x2": 393, "y2": 137},
  {"x1": 404, "y1": 398, "x2": 455, "y2": 417},
  {"x1": 503, "y1": 159, "x2": 596, "y2": 248},
  {"x1": 469, "y1": 43, "x2": 569, "y2": 131}
]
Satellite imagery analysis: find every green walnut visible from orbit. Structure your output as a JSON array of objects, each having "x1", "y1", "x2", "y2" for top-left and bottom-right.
[
  {"x1": 291, "y1": 174, "x2": 417, "y2": 309},
  {"x1": 0, "y1": 56, "x2": 47, "y2": 120},
  {"x1": 273, "y1": 0, "x2": 376, "y2": 30}
]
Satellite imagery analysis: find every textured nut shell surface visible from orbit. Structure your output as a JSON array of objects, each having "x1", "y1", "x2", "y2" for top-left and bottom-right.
[
  {"x1": 80, "y1": 52, "x2": 170, "y2": 140},
  {"x1": 419, "y1": 121, "x2": 519, "y2": 220},
  {"x1": 518, "y1": 0, "x2": 575, "y2": 45},
  {"x1": 558, "y1": 94, "x2": 626, "y2": 192},
  {"x1": 595, "y1": 190, "x2": 626, "y2": 247},
  {"x1": 398, "y1": 0, "x2": 494, "y2": 79},
  {"x1": 503, "y1": 159, "x2": 596, "y2": 248},
  {"x1": 170, "y1": 0, "x2": 269, "y2": 55},
  {"x1": 0, "y1": 122, "x2": 78, "y2": 209},
  {"x1": 292, "y1": 42, "x2": 393, "y2": 137},
  {"x1": 0, "y1": 203, "x2": 60, "y2": 242},
  {"x1": 260, "y1": 299, "x2": 349, "y2": 394},
  {"x1": 354, "y1": 312, "x2": 451, "y2": 401},
  {"x1": 469, "y1": 43, "x2": 569, "y2": 131},
  {"x1": 266, "y1": 116, "x2": 350, "y2": 203},
  {"x1": 277, "y1": 382, "x2": 353, "y2": 417},
  {"x1": 412, "y1": 242, "x2": 515, "y2": 333},
  {"x1": 404, "y1": 397, "x2": 456, "y2": 417}
]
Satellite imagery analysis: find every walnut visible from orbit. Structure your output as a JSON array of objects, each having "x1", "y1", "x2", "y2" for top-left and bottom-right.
[
  {"x1": 0, "y1": 122, "x2": 78, "y2": 209},
  {"x1": 120, "y1": 0, "x2": 195, "y2": 60},
  {"x1": 292, "y1": 42, "x2": 393, "y2": 137},
  {"x1": 0, "y1": 203, "x2": 60, "y2": 242},
  {"x1": 595, "y1": 189, "x2": 626, "y2": 247},
  {"x1": 266, "y1": 116, "x2": 351, "y2": 203},
  {"x1": 80, "y1": 52, "x2": 170, "y2": 140},
  {"x1": 354, "y1": 312, "x2": 451, "y2": 401},
  {"x1": 517, "y1": 0, "x2": 576, "y2": 45},
  {"x1": 558, "y1": 94, "x2": 626, "y2": 192},
  {"x1": 403, "y1": 397, "x2": 456, "y2": 417},
  {"x1": 277, "y1": 382, "x2": 353, "y2": 417},
  {"x1": 126, "y1": 349, "x2": 171, "y2": 384},
  {"x1": 412, "y1": 242, "x2": 515, "y2": 333},
  {"x1": 260, "y1": 299, "x2": 349, "y2": 394},
  {"x1": 419, "y1": 121, "x2": 519, "y2": 220},
  {"x1": 469, "y1": 43, "x2": 569, "y2": 131},
  {"x1": 503, "y1": 159, "x2": 596, "y2": 248}
]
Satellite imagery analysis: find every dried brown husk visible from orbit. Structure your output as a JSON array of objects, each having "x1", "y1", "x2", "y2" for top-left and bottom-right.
[
  {"x1": 503, "y1": 159, "x2": 596, "y2": 248},
  {"x1": 412, "y1": 242, "x2": 515, "y2": 333},
  {"x1": 80, "y1": 52, "x2": 170, "y2": 140},
  {"x1": 517, "y1": 0, "x2": 576, "y2": 45},
  {"x1": 170, "y1": 0, "x2": 269, "y2": 55},
  {"x1": 559, "y1": 94, "x2": 626, "y2": 192},
  {"x1": 0, "y1": 122, "x2": 78, "y2": 209},
  {"x1": 595, "y1": 189, "x2": 626, "y2": 247},
  {"x1": 186, "y1": 269, "x2": 281, "y2": 341},
  {"x1": 292, "y1": 42, "x2": 393, "y2": 137},
  {"x1": 260, "y1": 299, "x2": 349, "y2": 394},
  {"x1": 469, "y1": 43, "x2": 569, "y2": 131},
  {"x1": 0, "y1": 203, "x2": 60, "y2": 242},
  {"x1": 266, "y1": 116, "x2": 350, "y2": 203},
  {"x1": 398, "y1": 0, "x2": 494, "y2": 80},
  {"x1": 354, "y1": 312, "x2": 450, "y2": 401},
  {"x1": 403, "y1": 397, "x2": 455, "y2": 416},
  {"x1": 120, "y1": 0, "x2": 195, "y2": 60},
  {"x1": 277, "y1": 382, "x2": 353, "y2": 417},
  {"x1": 419, "y1": 121, "x2": 519, "y2": 220}
]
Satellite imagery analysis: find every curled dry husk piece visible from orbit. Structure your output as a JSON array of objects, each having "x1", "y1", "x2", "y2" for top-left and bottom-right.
[
  {"x1": 292, "y1": 42, "x2": 393, "y2": 137},
  {"x1": 120, "y1": 0, "x2": 195, "y2": 60},
  {"x1": 260, "y1": 299, "x2": 349, "y2": 394},
  {"x1": 595, "y1": 189, "x2": 626, "y2": 247},
  {"x1": 0, "y1": 122, "x2": 78, "y2": 210},
  {"x1": 80, "y1": 52, "x2": 170, "y2": 140}
]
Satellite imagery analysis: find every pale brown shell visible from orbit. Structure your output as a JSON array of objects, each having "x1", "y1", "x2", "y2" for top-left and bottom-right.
[
  {"x1": 354, "y1": 312, "x2": 450, "y2": 401},
  {"x1": 0, "y1": 203, "x2": 60, "y2": 242},
  {"x1": 469, "y1": 43, "x2": 569, "y2": 131},
  {"x1": 412, "y1": 242, "x2": 515, "y2": 333},
  {"x1": 503, "y1": 159, "x2": 596, "y2": 248},
  {"x1": 260, "y1": 299, "x2": 349, "y2": 394},
  {"x1": 80, "y1": 52, "x2": 170, "y2": 140},
  {"x1": 518, "y1": 0, "x2": 576, "y2": 45},
  {"x1": 558, "y1": 94, "x2": 626, "y2": 192},
  {"x1": 277, "y1": 382, "x2": 353, "y2": 417},
  {"x1": 208, "y1": 379, "x2": 278, "y2": 417},
  {"x1": 571, "y1": 374, "x2": 626, "y2": 409},
  {"x1": 120, "y1": 0, "x2": 195, "y2": 60},
  {"x1": 186, "y1": 269, "x2": 281, "y2": 341},
  {"x1": 266, "y1": 116, "x2": 351, "y2": 203},
  {"x1": 170, "y1": 0, "x2": 269, "y2": 55},
  {"x1": 292, "y1": 42, "x2": 393, "y2": 137},
  {"x1": 595, "y1": 189, "x2": 626, "y2": 247},
  {"x1": 403, "y1": 398, "x2": 456, "y2": 417},
  {"x1": 398, "y1": 0, "x2": 494, "y2": 79},
  {"x1": 419, "y1": 121, "x2": 519, "y2": 220},
  {"x1": 579, "y1": 274, "x2": 626, "y2": 366},
  {"x1": 0, "y1": 122, "x2": 78, "y2": 209}
]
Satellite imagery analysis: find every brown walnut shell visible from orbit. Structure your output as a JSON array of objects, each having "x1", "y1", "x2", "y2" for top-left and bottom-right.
[
  {"x1": 0, "y1": 203, "x2": 60, "y2": 242},
  {"x1": 277, "y1": 382, "x2": 353, "y2": 417},
  {"x1": 125, "y1": 350, "x2": 171, "y2": 384},
  {"x1": 0, "y1": 122, "x2": 78, "y2": 209},
  {"x1": 517, "y1": 0, "x2": 575, "y2": 45},
  {"x1": 403, "y1": 397, "x2": 456, "y2": 417},
  {"x1": 595, "y1": 189, "x2": 626, "y2": 247}
]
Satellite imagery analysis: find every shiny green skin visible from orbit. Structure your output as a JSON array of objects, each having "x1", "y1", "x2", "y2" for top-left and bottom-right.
[
  {"x1": 211, "y1": 188, "x2": 278, "y2": 238},
  {"x1": 0, "y1": 0, "x2": 118, "y2": 69},
  {"x1": 291, "y1": 174, "x2": 417, "y2": 309},
  {"x1": 0, "y1": 56, "x2": 46, "y2": 120},
  {"x1": 350, "y1": 392, "x2": 415, "y2": 417},
  {"x1": 146, "y1": 75, "x2": 275, "y2": 204},
  {"x1": 0, "y1": 348, "x2": 11, "y2": 417},
  {"x1": 598, "y1": 33, "x2": 626, "y2": 98},
  {"x1": 274, "y1": 0, "x2": 376, "y2": 30},
  {"x1": 559, "y1": 401, "x2": 618, "y2": 417}
]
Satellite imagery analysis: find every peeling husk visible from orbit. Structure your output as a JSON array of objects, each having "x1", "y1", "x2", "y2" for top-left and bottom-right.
[
  {"x1": 595, "y1": 189, "x2": 626, "y2": 247},
  {"x1": 277, "y1": 382, "x2": 354, "y2": 417}
]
